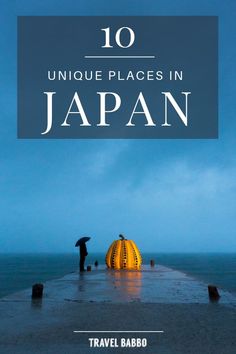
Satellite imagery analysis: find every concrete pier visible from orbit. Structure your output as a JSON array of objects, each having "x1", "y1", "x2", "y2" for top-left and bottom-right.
[{"x1": 1, "y1": 265, "x2": 236, "y2": 354}]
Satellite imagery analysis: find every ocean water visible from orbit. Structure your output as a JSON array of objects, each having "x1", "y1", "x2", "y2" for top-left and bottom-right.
[{"x1": 0, "y1": 253, "x2": 236, "y2": 298}]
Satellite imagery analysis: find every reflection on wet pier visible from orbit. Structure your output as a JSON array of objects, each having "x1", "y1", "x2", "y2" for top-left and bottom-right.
[{"x1": 28, "y1": 265, "x2": 236, "y2": 305}]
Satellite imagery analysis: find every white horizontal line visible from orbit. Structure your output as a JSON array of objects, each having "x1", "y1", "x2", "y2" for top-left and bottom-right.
[
  {"x1": 73, "y1": 330, "x2": 164, "y2": 333},
  {"x1": 84, "y1": 56, "x2": 155, "y2": 59}
]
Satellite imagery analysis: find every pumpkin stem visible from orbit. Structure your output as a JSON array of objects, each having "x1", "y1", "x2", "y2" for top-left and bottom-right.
[{"x1": 119, "y1": 234, "x2": 125, "y2": 240}]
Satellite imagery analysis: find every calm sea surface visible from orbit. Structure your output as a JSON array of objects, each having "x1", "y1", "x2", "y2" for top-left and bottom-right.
[{"x1": 0, "y1": 253, "x2": 236, "y2": 298}]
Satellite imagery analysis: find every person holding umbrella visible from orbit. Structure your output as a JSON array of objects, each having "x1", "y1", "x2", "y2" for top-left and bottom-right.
[{"x1": 75, "y1": 236, "x2": 90, "y2": 272}]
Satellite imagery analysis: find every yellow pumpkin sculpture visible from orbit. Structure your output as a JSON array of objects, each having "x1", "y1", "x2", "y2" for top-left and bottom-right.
[{"x1": 106, "y1": 234, "x2": 142, "y2": 270}]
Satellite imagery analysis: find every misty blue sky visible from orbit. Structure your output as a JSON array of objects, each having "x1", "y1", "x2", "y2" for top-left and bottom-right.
[{"x1": 0, "y1": 0, "x2": 236, "y2": 253}]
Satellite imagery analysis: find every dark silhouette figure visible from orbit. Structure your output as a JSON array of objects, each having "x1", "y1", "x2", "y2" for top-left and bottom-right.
[{"x1": 80, "y1": 243, "x2": 88, "y2": 272}]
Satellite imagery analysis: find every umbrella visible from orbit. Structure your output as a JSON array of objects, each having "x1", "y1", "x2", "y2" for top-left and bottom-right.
[{"x1": 75, "y1": 237, "x2": 91, "y2": 247}]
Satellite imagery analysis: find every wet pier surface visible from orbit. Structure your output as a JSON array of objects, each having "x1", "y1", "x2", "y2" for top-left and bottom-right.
[
  {"x1": 1, "y1": 265, "x2": 236, "y2": 354},
  {"x1": 2, "y1": 265, "x2": 235, "y2": 304}
]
